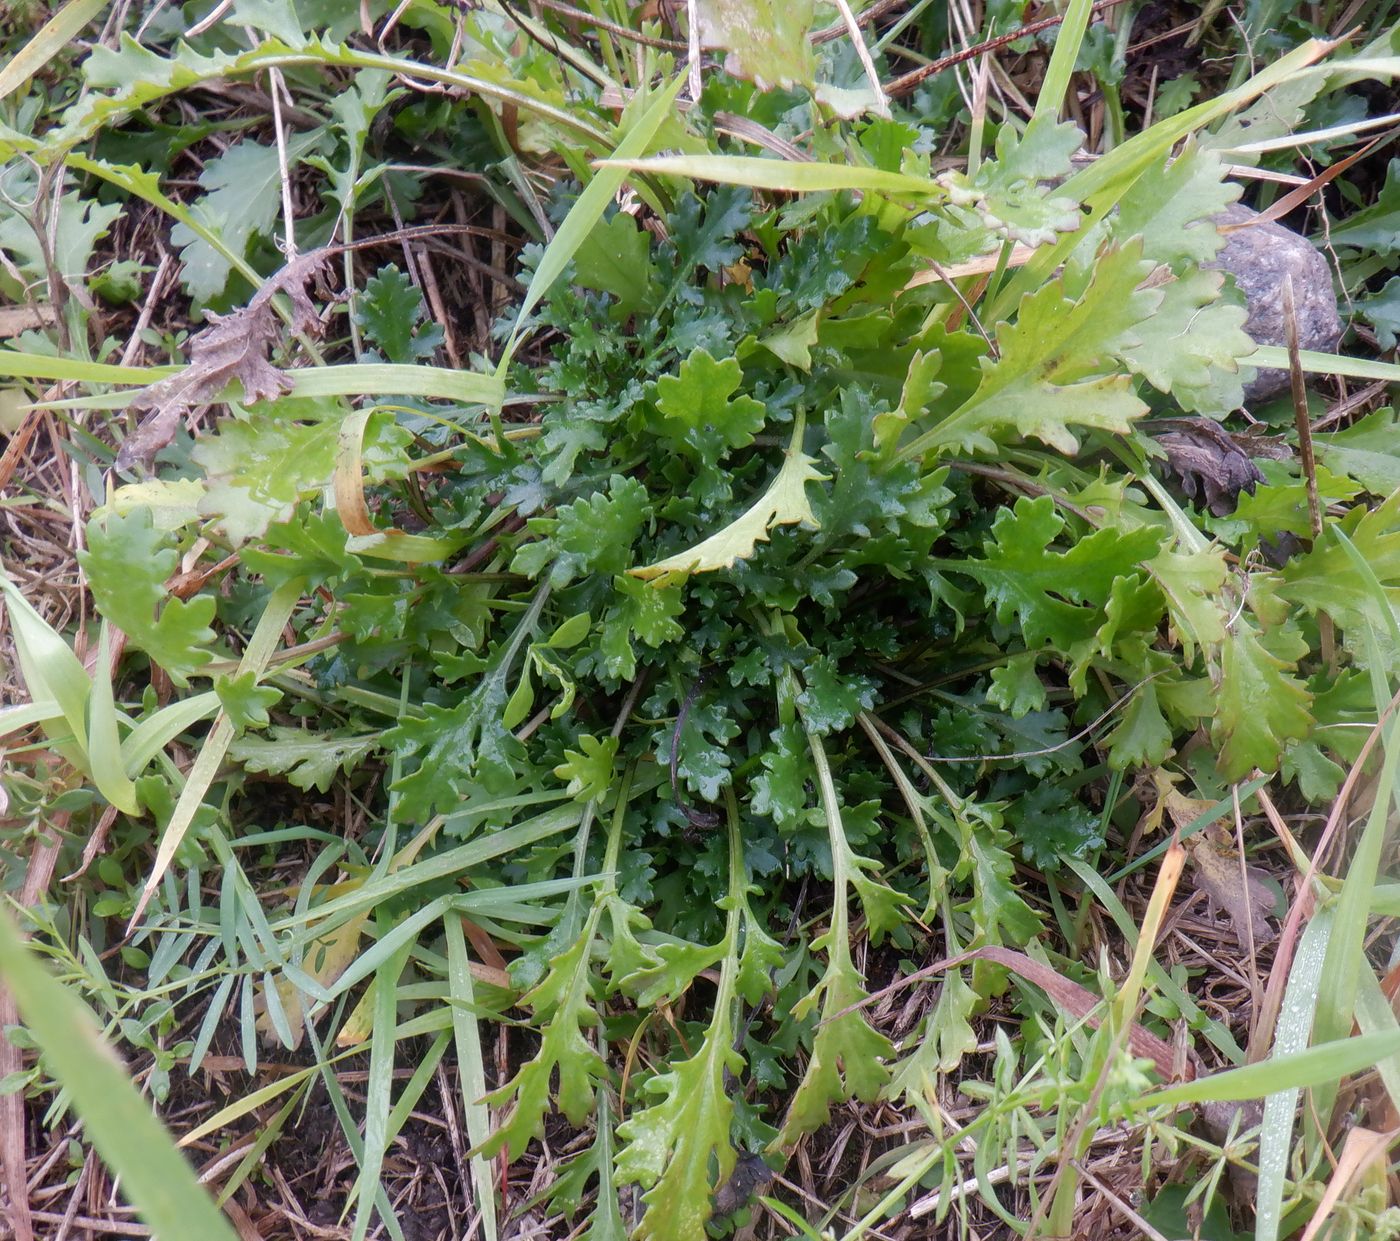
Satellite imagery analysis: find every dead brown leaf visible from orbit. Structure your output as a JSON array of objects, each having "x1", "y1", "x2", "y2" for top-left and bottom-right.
[
  {"x1": 115, "y1": 250, "x2": 328, "y2": 471},
  {"x1": 0, "y1": 304, "x2": 57, "y2": 338},
  {"x1": 1182, "y1": 823, "x2": 1278, "y2": 950},
  {"x1": 1154, "y1": 418, "x2": 1266, "y2": 516}
]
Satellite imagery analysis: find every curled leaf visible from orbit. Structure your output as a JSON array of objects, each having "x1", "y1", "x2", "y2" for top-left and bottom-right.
[{"x1": 630, "y1": 415, "x2": 826, "y2": 580}]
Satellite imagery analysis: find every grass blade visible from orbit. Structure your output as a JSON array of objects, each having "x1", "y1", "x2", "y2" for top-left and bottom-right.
[
  {"x1": 445, "y1": 914, "x2": 498, "y2": 1240},
  {"x1": 599, "y1": 153, "x2": 941, "y2": 197},
  {"x1": 0, "y1": 0, "x2": 106, "y2": 102},
  {"x1": 1145, "y1": 1029, "x2": 1400, "y2": 1108},
  {"x1": 0, "y1": 910, "x2": 240, "y2": 1241},
  {"x1": 349, "y1": 928, "x2": 413, "y2": 1241},
  {"x1": 498, "y1": 74, "x2": 686, "y2": 369},
  {"x1": 1255, "y1": 906, "x2": 1333, "y2": 1241}
]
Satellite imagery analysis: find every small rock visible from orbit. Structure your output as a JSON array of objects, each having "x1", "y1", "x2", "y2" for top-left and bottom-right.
[{"x1": 1207, "y1": 203, "x2": 1343, "y2": 403}]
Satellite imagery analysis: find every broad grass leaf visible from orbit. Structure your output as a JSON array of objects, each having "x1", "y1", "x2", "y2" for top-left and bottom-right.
[
  {"x1": 602, "y1": 154, "x2": 941, "y2": 199},
  {"x1": 0, "y1": 573, "x2": 93, "y2": 769},
  {"x1": 1144, "y1": 1029, "x2": 1400, "y2": 1108},
  {"x1": 0, "y1": 0, "x2": 107, "y2": 103}
]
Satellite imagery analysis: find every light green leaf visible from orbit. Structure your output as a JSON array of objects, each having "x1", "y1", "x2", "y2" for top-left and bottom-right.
[
  {"x1": 902, "y1": 242, "x2": 1158, "y2": 459},
  {"x1": 616, "y1": 1020, "x2": 742, "y2": 1241},
  {"x1": 1117, "y1": 268, "x2": 1253, "y2": 413},
  {"x1": 1213, "y1": 621, "x2": 1313, "y2": 780},
  {"x1": 697, "y1": 0, "x2": 816, "y2": 91},
  {"x1": 940, "y1": 113, "x2": 1083, "y2": 246},
  {"x1": 80, "y1": 507, "x2": 216, "y2": 686},
  {"x1": 630, "y1": 415, "x2": 826, "y2": 579}
]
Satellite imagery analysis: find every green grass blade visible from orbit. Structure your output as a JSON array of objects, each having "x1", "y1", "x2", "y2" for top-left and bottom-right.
[
  {"x1": 1066, "y1": 857, "x2": 1243, "y2": 1062},
  {"x1": 0, "y1": 0, "x2": 106, "y2": 102},
  {"x1": 445, "y1": 915, "x2": 498, "y2": 1240},
  {"x1": 1253, "y1": 345, "x2": 1400, "y2": 383},
  {"x1": 86, "y1": 623, "x2": 140, "y2": 816},
  {"x1": 498, "y1": 74, "x2": 686, "y2": 370},
  {"x1": 0, "y1": 910, "x2": 240, "y2": 1241},
  {"x1": 350, "y1": 930, "x2": 413, "y2": 1241},
  {"x1": 1255, "y1": 906, "x2": 1333, "y2": 1241},
  {"x1": 1309, "y1": 661, "x2": 1400, "y2": 1135},
  {"x1": 599, "y1": 153, "x2": 940, "y2": 197},
  {"x1": 1144, "y1": 1029, "x2": 1400, "y2": 1107},
  {"x1": 1034, "y1": 0, "x2": 1095, "y2": 121}
]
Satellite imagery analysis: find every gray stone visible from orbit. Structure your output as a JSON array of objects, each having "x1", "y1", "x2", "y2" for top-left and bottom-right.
[{"x1": 1207, "y1": 203, "x2": 1343, "y2": 403}]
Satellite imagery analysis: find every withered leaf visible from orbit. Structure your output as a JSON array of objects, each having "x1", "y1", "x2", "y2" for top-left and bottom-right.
[
  {"x1": 1154, "y1": 418, "x2": 1265, "y2": 516},
  {"x1": 1182, "y1": 823, "x2": 1278, "y2": 949},
  {"x1": 116, "y1": 250, "x2": 327, "y2": 471}
]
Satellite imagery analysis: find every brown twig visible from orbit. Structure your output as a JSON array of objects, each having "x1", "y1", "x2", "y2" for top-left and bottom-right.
[{"x1": 885, "y1": 0, "x2": 1133, "y2": 99}]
